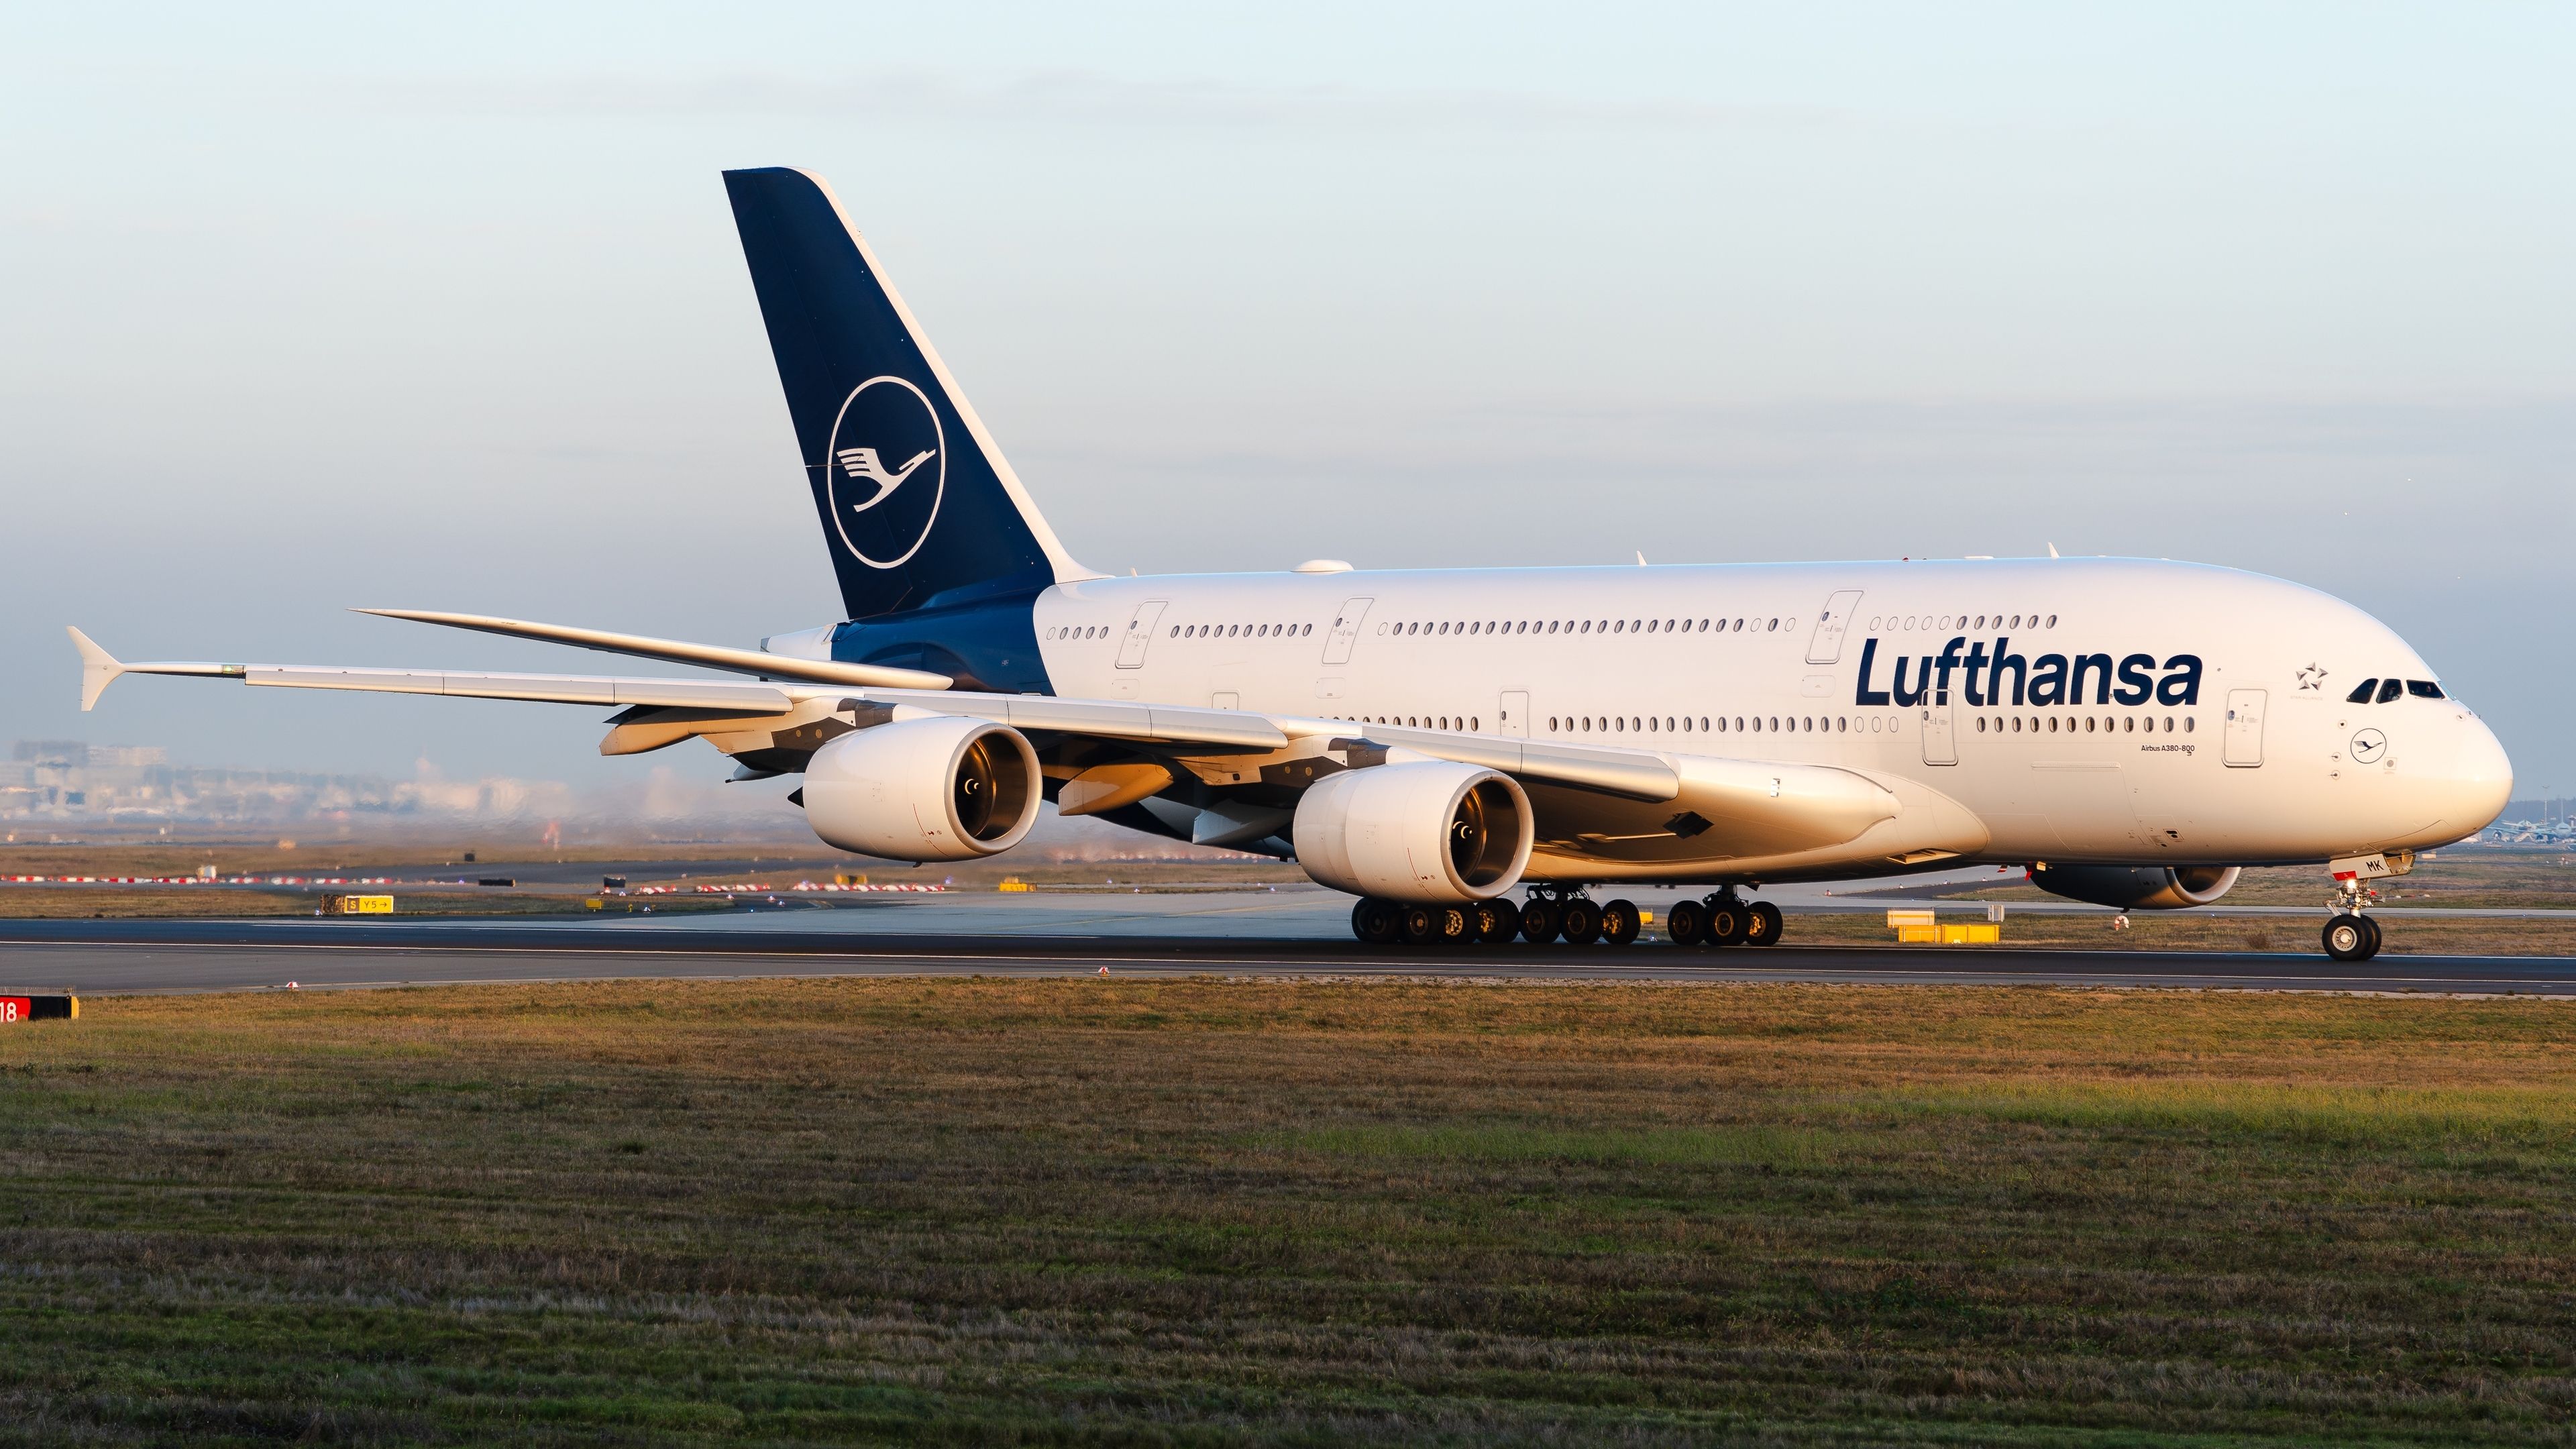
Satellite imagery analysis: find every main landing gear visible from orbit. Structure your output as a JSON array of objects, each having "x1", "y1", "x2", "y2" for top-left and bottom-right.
[
  {"x1": 2321, "y1": 873, "x2": 2384, "y2": 962},
  {"x1": 1348, "y1": 888, "x2": 1784, "y2": 949},
  {"x1": 1664, "y1": 889, "x2": 1782, "y2": 949}
]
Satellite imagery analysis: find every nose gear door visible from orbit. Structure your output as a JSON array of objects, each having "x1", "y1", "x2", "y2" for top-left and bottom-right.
[
  {"x1": 1115, "y1": 600, "x2": 1167, "y2": 669},
  {"x1": 2224, "y1": 688, "x2": 2267, "y2": 767}
]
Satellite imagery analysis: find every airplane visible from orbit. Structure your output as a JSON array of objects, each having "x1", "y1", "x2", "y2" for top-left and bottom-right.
[{"x1": 67, "y1": 167, "x2": 2512, "y2": 963}]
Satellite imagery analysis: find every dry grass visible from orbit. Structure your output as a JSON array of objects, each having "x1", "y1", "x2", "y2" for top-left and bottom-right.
[{"x1": 2, "y1": 978, "x2": 2574, "y2": 1444}]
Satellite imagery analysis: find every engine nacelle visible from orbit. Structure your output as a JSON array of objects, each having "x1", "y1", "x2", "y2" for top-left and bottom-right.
[
  {"x1": 1292, "y1": 761, "x2": 1534, "y2": 903},
  {"x1": 2029, "y1": 863, "x2": 2241, "y2": 910},
  {"x1": 802, "y1": 716, "x2": 1041, "y2": 861}
]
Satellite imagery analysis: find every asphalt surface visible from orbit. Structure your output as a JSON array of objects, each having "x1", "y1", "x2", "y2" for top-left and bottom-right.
[{"x1": 3, "y1": 913, "x2": 2572, "y2": 997}]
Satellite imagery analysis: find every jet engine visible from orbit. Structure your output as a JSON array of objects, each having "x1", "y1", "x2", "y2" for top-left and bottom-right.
[
  {"x1": 802, "y1": 716, "x2": 1041, "y2": 861},
  {"x1": 2028, "y1": 863, "x2": 2241, "y2": 910},
  {"x1": 1292, "y1": 761, "x2": 1534, "y2": 903}
]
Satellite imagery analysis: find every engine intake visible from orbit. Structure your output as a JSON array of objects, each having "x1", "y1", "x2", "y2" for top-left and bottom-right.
[
  {"x1": 2029, "y1": 863, "x2": 2241, "y2": 910},
  {"x1": 1293, "y1": 761, "x2": 1533, "y2": 903},
  {"x1": 802, "y1": 716, "x2": 1040, "y2": 861}
]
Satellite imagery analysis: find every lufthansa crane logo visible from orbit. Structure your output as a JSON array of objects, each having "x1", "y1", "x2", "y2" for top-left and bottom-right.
[{"x1": 822, "y1": 376, "x2": 945, "y2": 569}]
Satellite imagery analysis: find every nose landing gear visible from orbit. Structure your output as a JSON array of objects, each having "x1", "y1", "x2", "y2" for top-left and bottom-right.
[{"x1": 2321, "y1": 872, "x2": 2384, "y2": 961}]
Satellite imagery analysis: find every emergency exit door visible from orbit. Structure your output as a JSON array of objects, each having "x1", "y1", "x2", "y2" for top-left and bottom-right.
[
  {"x1": 2224, "y1": 688, "x2": 2266, "y2": 767},
  {"x1": 1497, "y1": 690, "x2": 1530, "y2": 739}
]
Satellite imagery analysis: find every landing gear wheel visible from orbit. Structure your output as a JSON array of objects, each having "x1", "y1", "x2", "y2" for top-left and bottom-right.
[
  {"x1": 1665, "y1": 898, "x2": 1709, "y2": 947},
  {"x1": 1558, "y1": 898, "x2": 1603, "y2": 946},
  {"x1": 1401, "y1": 904, "x2": 1468, "y2": 947},
  {"x1": 2324, "y1": 914, "x2": 2385, "y2": 961},
  {"x1": 1351, "y1": 898, "x2": 1402, "y2": 946},
  {"x1": 1470, "y1": 900, "x2": 1519, "y2": 944},
  {"x1": 1705, "y1": 900, "x2": 1746, "y2": 946},
  {"x1": 1517, "y1": 897, "x2": 1563, "y2": 944},
  {"x1": 1742, "y1": 900, "x2": 1784, "y2": 947},
  {"x1": 2322, "y1": 913, "x2": 2375, "y2": 961},
  {"x1": 1599, "y1": 899, "x2": 1640, "y2": 946}
]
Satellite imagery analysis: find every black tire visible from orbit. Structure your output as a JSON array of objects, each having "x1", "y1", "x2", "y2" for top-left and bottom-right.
[
  {"x1": 1399, "y1": 904, "x2": 1440, "y2": 946},
  {"x1": 1664, "y1": 898, "x2": 1709, "y2": 947},
  {"x1": 1599, "y1": 899, "x2": 1640, "y2": 946},
  {"x1": 1351, "y1": 898, "x2": 1402, "y2": 945},
  {"x1": 1518, "y1": 897, "x2": 1562, "y2": 944},
  {"x1": 1743, "y1": 900, "x2": 1784, "y2": 947},
  {"x1": 1472, "y1": 900, "x2": 1519, "y2": 944},
  {"x1": 1559, "y1": 898, "x2": 1603, "y2": 946},
  {"x1": 2322, "y1": 914, "x2": 2371, "y2": 961},
  {"x1": 1705, "y1": 900, "x2": 1746, "y2": 946},
  {"x1": 2359, "y1": 914, "x2": 2383, "y2": 959}
]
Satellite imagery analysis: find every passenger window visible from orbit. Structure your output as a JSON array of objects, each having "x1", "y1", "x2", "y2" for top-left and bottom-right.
[
  {"x1": 2376, "y1": 679, "x2": 2402, "y2": 704},
  {"x1": 2407, "y1": 680, "x2": 2445, "y2": 698}
]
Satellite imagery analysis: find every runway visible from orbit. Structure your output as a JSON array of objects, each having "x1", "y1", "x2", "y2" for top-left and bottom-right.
[{"x1": 4, "y1": 897, "x2": 2573, "y2": 997}]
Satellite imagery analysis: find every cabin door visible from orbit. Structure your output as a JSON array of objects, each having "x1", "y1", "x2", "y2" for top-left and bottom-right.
[
  {"x1": 1116, "y1": 600, "x2": 1167, "y2": 669},
  {"x1": 1322, "y1": 598, "x2": 1374, "y2": 665},
  {"x1": 1497, "y1": 690, "x2": 1530, "y2": 739},
  {"x1": 2224, "y1": 688, "x2": 2267, "y2": 767},
  {"x1": 1920, "y1": 696, "x2": 1957, "y2": 765},
  {"x1": 1807, "y1": 590, "x2": 1865, "y2": 665}
]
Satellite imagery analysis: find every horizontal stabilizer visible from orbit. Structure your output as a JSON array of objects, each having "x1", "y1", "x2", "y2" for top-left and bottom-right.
[{"x1": 354, "y1": 608, "x2": 951, "y2": 690}]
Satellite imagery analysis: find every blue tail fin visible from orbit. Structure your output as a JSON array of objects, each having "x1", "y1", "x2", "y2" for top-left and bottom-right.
[{"x1": 723, "y1": 167, "x2": 1089, "y2": 620}]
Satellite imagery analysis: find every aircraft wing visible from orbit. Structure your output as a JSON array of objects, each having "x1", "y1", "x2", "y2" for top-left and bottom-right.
[
  {"x1": 68, "y1": 626, "x2": 1921, "y2": 863},
  {"x1": 350, "y1": 608, "x2": 953, "y2": 690}
]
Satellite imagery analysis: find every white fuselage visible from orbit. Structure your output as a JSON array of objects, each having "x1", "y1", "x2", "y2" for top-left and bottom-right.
[{"x1": 1028, "y1": 557, "x2": 2512, "y2": 883}]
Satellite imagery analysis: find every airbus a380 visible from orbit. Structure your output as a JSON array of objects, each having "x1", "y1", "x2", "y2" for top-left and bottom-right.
[{"x1": 70, "y1": 168, "x2": 2512, "y2": 961}]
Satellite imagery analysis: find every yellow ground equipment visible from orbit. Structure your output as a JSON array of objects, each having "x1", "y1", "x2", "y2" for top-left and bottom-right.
[{"x1": 1888, "y1": 908, "x2": 1999, "y2": 945}]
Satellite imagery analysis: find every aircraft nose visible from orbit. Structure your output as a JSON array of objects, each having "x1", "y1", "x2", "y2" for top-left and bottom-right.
[{"x1": 2445, "y1": 711, "x2": 2514, "y2": 835}]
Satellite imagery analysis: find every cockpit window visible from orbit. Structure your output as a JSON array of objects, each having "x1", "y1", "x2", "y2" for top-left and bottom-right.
[
  {"x1": 2346, "y1": 679, "x2": 2378, "y2": 704},
  {"x1": 2376, "y1": 679, "x2": 2404, "y2": 704},
  {"x1": 2407, "y1": 680, "x2": 2445, "y2": 699}
]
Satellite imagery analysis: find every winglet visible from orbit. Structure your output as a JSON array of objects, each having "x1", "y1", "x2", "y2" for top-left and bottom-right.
[{"x1": 67, "y1": 627, "x2": 124, "y2": 711}]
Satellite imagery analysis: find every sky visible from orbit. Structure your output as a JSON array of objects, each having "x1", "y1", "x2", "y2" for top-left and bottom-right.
[{"x1": 3, "y1": 2, "x2": 2571, "y2": 806}]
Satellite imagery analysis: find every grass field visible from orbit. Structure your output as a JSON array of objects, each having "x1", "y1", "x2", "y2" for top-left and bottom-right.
[{"x1": 4, "y1": 979, "x2": 2575, "y2": 1445}]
